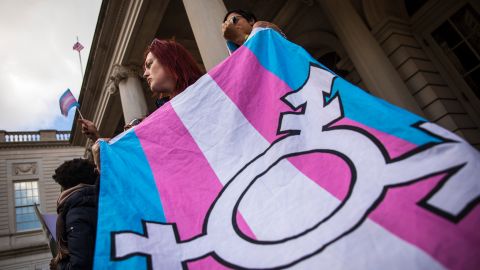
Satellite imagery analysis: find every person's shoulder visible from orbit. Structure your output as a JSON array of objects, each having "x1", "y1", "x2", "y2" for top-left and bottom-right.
[
  {"x1": 64, "y1": 186, "x2": 97, "y2": 226},
  {"x1": 64, "y1": 185, "x2": 97, "y2": 210}
]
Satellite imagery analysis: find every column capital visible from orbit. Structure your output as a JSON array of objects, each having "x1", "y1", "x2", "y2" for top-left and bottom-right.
[
  {"x1": 108, "y1": 65, "x2": 149, "y2": 124},
  {"x1": 106, "y1": 81, "x2": 119, "y2": 96},
  {"x1": 109, "y1": 64, "x2": 143, "y2": 86},
  {"x1": 107, "y1": 64, "x2": 143, "y2": 96}
]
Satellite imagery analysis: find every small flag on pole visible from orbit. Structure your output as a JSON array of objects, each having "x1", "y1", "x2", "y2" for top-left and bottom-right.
[
  {"x1": 34, "y1": 204, "x2": 58, "y2": 256},
  {"x1": 73, "y1": 41, "x2": 84, "y2": 52},
  {"x1": 73, "y1": 37, "x2": 85, "y2": 78},
  {"x1": 59, "y1": 89, "x2": 80, "y2": 117}
]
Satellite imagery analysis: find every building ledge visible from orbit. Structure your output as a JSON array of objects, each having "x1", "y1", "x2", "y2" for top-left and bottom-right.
[
  {"x1": 0, "y1": 243, "x2": 49, "y2": 260},
  {"x1": 0, "y1": 130, "x2": 75, "y2": 149}
]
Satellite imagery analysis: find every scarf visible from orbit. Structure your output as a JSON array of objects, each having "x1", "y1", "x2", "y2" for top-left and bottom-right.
[{"x1": 50, "y1": 183, "x2": 95, "y2": 270}]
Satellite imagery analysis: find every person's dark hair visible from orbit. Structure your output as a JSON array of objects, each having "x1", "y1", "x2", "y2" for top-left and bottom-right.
[
  {"x1": 223, "y1": 9, "x2": 257, "y2": 23},
  {"x1": 52, "y1": 159, "x2": 98, "y2": 189}
]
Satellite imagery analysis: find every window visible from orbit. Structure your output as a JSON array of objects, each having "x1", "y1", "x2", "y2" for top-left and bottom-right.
[
  {"x1": 432, "y1": 4, "x2": 480, "y2": 100},
  {"x1": 14, "y1": 181, "x2": 41, "y2": 231}
]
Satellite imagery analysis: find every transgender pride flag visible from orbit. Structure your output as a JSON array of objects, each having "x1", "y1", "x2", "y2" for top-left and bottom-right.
[
  {"x1": 58, "y1": 89, "x2": 79, "y2": 117},
  {"x1": 94, "y1": 28, "x2": 480, "y2": 270}
]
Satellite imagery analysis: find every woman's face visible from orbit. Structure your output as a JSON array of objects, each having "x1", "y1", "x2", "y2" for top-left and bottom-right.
[{"x1": 143, "y1": 52, "x2": 176, "y2": 97}]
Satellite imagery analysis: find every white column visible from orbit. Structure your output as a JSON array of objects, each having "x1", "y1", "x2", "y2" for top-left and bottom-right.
[
  {"x1": 182, "y1": 0, "x2": 229, "y2": 70},
  {"x1": 317, "y1": 0, "x2": 423, "y2": 116},
  {"x1": 110, "y1": 65, "x2": 148, "y2": 124}
]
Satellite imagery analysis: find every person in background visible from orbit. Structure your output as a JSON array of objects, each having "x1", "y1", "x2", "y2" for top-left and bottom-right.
[
  {"x1": 79, "y1": 39, "x2": 204, "y2": 170},
  {"x1": 222, "y1": 9, "x2": 285, "y2": 54},
  {"x1": 50, "y1": 158, "x2": 98, "y2": 270}
]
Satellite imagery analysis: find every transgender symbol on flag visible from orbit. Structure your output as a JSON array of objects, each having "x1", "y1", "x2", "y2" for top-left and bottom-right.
[{"x1": 112, "y1": 65, "x2": 480, "y2": 269}]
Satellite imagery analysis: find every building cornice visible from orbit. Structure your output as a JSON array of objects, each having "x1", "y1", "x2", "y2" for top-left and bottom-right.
[
  {"x1": 71, "y1": 0, "x2": 170, "y2": 146},
  {"x1": 0, "y1": 130, "x2": 78, "y2": 150},
  {"x1": 0, "y1": 142, "x2": 78, "y2": 150},
  {"x1": 0, "y1": 243, "x2": 49, "y2": 260}
]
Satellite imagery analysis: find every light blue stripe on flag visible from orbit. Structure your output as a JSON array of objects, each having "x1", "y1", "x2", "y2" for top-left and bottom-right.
[
  {"x1": 94, "y1": 130, "x2": 166, "y2": 270},
  {"x1": 244, "y1": 29, "x2": 440, "y2": 146}
]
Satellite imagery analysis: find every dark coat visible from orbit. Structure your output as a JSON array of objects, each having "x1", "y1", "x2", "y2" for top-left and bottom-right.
[{"x1": 58, "y1": 185, "x2": 97, "y2": 270}]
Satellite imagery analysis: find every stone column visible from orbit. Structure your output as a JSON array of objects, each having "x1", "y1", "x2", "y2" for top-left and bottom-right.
[
  {"x1": 372, "y1": 18, "x2": 480, "y2": 145},
  {"x1": 109, "y1": 65, "x2": 148, "y2": 124},
  {"x1": 317, "y1": 0, "x2": 423, "y2": 115},
  {"x1": 182, "y1": 0, "x2": 229, "y2": 70}
]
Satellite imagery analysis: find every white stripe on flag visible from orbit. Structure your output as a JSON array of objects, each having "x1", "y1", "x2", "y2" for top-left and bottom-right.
[
  {"x1": 170, "y1": 75, "x2": 444, "y2": 269},
  {"x1": 61, "y1": 96, "x2": 76, "y2": 112}
]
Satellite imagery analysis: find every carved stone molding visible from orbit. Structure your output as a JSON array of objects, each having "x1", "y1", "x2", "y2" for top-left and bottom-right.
[
  {"x1": 106, "y1": 81, "x2": 119, "y2": 95},
  {"x1": 107, "y1": 65, "x2": 143, "y2": 96},
  {"x1": 13, "y1": 162, "x2": 37, "y2": 176},
  {"x1": 110, "y1": 65, "x2": 143, "y2": 85}
]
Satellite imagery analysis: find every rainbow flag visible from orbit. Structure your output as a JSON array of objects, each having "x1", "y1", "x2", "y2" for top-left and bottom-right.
[
  {"x1": 94, "y1": 28, "x2": 480, "y2": 270},
  {"x1": 59, "y1": 89, "x2": 79, "y2": 117}
]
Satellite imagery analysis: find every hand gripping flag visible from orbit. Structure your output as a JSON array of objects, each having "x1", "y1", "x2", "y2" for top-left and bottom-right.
[
  {"x1": 94, "y1": 28, "x2": 480, "y2": 270},
  {"x1": 58, "y1": 89, "x2": 79, "y2": 117}
]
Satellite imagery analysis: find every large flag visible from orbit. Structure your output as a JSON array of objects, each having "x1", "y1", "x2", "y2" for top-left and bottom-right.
[
  {"x1": 59, "y1": 88, "x2": 79, "y2": 117},
  {"x1": 94, "y1": 28, "x2": 480, "y2": 270}
]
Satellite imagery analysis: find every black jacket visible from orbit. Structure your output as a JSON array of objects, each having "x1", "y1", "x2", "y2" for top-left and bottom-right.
[{"x1": 58, "y1": 185, "x2": 97, "y2": 270}]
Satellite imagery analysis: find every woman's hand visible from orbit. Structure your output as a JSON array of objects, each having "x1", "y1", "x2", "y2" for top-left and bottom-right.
[
  {"x1": 253, "y1": 21, "x2": 286, "y2": 38},
  {"x1": 123, "y1": 118, "x2": 144, "y2": 131},
  {"x1": 78, "y1": 119, "x2": 100, "y2": 141},
  {"x1": 91, "y1": 138, "x2": 110, "y2": 172}
]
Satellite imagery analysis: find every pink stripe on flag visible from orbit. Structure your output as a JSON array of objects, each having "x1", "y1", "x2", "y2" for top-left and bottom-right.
[
  {"x1": 135, "y1": 103, "x2": 254, "y2": 269},
  {"x1": 370, "y1": 173, "x2": 480, "y2": 269},
  {"x1": 287, "y1": 152, "x2": 351, "y2": 201},
  {"x1": 209, "y1": 45, "x2": 480, "y2": 269},
  {"x1": 61, "y1": 96, "x2": 76, "y2": 112}
]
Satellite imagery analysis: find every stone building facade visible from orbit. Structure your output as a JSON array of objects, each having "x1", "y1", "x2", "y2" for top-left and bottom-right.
[{"x1": 0, "y1": 131, "x2": 84, "y2": 270}]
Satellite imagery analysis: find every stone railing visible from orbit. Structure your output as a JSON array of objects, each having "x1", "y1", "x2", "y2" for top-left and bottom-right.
[{"x1": 0, "y1": 130, "x2": 71, "y2": 143}]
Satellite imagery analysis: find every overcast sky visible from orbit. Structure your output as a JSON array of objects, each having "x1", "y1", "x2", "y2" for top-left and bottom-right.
[{"x1": 0, "y1": 0, "x2": 102, "y2": 132}]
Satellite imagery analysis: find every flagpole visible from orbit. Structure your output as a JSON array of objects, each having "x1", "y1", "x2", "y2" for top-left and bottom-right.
[
  {"x1": 76, "y1": 36, "x2": 84, "y2": 79},
  {"x1": 74, "y1": 37, "x2": 85, "y2": 123},
  {"x1": 76, "y1": 107, "x2": 85, "y2": 120}
]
